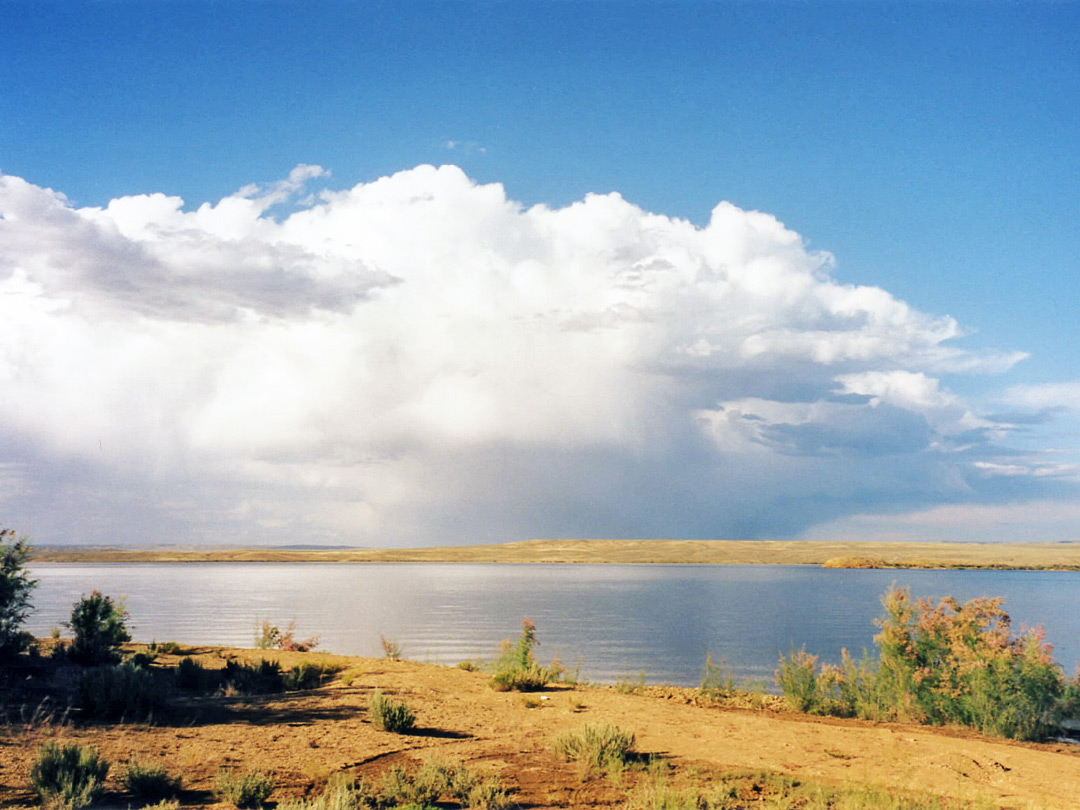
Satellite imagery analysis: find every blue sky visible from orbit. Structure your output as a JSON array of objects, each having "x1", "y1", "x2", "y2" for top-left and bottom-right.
[{"x1": 2, "y1": 1, "x2": 1079, "y2": 547}]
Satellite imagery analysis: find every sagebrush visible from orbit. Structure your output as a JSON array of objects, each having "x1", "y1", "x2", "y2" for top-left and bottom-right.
[
  {"x1": 552, "y1": 722, "x2": 636, "y2": 771},
  {"x1": 123, "y1": 760, "x2": 182, "y2": 802},
  {"x1": 30, "y1": 741, "x2": 109, "y2": 810},
  {"x1": 367, "y1": 688, "x2": 415, "y2": 732},
  {"x1": 216, "y1": 768, "x2": 274, "y2": 808},
  {"x1": 77, "y1": 662, "x2": 168, "y2": 719}
]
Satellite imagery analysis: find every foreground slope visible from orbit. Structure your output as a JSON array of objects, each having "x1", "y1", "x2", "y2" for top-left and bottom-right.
[{"x1": 3, "y1": 646, "x2": 1080, "y2": 809}]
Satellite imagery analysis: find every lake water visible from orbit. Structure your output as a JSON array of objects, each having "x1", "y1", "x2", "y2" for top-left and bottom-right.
[{"x1": 24, "y1": 563, "x2": 1080, "y2": 687}]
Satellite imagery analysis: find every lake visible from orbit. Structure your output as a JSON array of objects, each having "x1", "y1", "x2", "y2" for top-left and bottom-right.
[{"x1": 24, "y1": 562, "x2": 1080, "y2": 687}]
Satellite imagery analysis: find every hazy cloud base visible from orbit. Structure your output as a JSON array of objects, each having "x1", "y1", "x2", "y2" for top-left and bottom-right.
[{"x1": 0, "y1": 165, "x2": 1071, "y2": 546}]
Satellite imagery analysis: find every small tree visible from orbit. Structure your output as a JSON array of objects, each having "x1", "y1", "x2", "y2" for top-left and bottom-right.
[
  {"x1": 67, "y1": 591, "x2": 131, "y2": 665},
  {"x1": 0, "y1": 528, "x2": 37, "y2": 659}
]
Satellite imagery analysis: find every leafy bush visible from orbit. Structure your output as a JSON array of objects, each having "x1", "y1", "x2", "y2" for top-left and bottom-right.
[
  {"x1": 490, "y1": 618, "x2": 563, "y2": 692},
  {"x1": 123, "y1": 760, "x2": 182, "y2": 802},
  {"x1": 367, "y1": 688, "x2": 415, "y2": 733},
  {"x1": 775, "y1": 586, "x2": 1071, "y2": 740},
  {"x1": 552, "y1": 722, "x2": 636, "y2": 771},
  {"x1": 876, "y1": 586, "x2": 1065, "y2": 739},
  {"x1": 30, "y1": 741, "x2": 110, "y2": 810},
  {"x1": 151, "y1": 640, "x2": 182, "y2": 654},
  {"x1": 775, "y1": 648, "x2": 839, "y2": 714},
  {"x1": 77, "y1": 662, "x2": 168, "y2": 720},
  {"x1": 0, "y1": 528, "x2": 36, "y2": 660},
  {"x1": 67, "y1": 591, "x2": 130, "y2": 665},
  {"x1": 255, "y1": 619, "x2": 319, "y2": 652},
  {"x1": 216, "y1": 769, "x2": 274, "y2": 808}
]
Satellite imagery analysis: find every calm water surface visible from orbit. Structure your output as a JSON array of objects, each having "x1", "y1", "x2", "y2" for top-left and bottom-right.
[{"x1": 25, "y1": 563, "x2": 1080, "y2": 687}]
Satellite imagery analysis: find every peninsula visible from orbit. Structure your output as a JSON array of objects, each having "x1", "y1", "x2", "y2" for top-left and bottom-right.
[{"x1": 30, "y1": 538, "x2": 1080, "y2": 570}]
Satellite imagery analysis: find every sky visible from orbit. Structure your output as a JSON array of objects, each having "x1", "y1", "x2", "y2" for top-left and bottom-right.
[{"x1": 1, "y1": 0, "x2": 1079, "y2": 548}]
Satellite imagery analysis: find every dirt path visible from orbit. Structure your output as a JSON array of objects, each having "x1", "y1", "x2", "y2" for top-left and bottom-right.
[{"x1": 3, "y1": 649, "x2": 1080, "y2": 809}]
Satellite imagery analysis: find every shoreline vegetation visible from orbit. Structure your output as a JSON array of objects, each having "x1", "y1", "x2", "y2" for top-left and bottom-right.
[{"x1": 29, "y1": 538, "x2": 1080, "y2": 570}]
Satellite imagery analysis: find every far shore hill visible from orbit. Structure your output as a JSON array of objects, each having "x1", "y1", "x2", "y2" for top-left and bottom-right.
[{"x1": 29, "y1": 538, "x2": 1080, "y2": 570}]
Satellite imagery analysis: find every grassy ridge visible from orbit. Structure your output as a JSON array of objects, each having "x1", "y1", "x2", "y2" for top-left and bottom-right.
[{"x1": 29, "y1": 538, "x2": 1080, "y2": 569}]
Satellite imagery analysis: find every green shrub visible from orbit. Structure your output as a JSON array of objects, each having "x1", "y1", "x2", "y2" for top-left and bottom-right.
[
  {"x1": 123, "y1": 760, "x2": 182, "y2": 802},
  {"x1": 125, "y1": 651, "x2": 156, "y2": 669},
  {"x1": 489, "y1": 618, "x2": 563, "y2": 692},
  {"x1": 67, "y1": 591, "x2": 130, "y2": 666},
  {"x1": 176, "y1": 656, "x2": 207, "y2": 690},
  {"x1": 30, "y1": 741, "x2": 109, "y2": 810},
  {"x1": 77, "y1": 662, "x2": 168, "y2": 720},
  {"x1": 875, "y1": 586, "x2": 1065, "y2": 739},
  {"x1": 216, "y1": 769, "x2": 274, "y2": 808},
  {"x1": 0, "y1": 528, "x2": 37, "y2": 660},
  {"x1": 367, "y1": 689, "x2": 415, "y2": 733},
  {"x1": 552, "y1": 722, "x2": 636, "y2": 771},
  {"x1": 284, "y1": 661, "x2": 338, "y2": 690},
  {"x1": 151, "y1": 641, "x2": 182, "y2": 654},
  {"x1": 775, "y1": 648, "x2": 837, "y2": 714},
  {"x1": 775, "y1": 586, "x2": 1071, "y2": 741},
  {"x1": 223, "y1": 658, "x2": 284, "y2": 695}
]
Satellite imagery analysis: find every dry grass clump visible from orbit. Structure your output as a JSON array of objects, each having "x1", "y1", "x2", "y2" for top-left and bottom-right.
[
  {"x1": 626, "y1": 766, "x2": 982, "y2": 810},
  {"x1": 278, "y1": 761, "x2": 509, "y2": 810}
]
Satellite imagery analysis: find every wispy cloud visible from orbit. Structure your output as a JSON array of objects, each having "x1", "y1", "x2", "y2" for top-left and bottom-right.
[
  {"x1": 0, "y1": 165, "x2": 1060, "y2": 546},
  {"x1": 444, "y1": 140, "x2": 487, "y2": 154}
]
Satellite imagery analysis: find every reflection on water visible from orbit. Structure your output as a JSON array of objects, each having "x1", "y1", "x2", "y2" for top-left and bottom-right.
[{"x1": 25, "y1": 562, "x2": 1080, "y2": 687}]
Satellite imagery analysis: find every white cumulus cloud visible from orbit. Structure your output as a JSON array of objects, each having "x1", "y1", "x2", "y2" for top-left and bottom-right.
[{"x1": 0, "y1": 164, "x2": 1052, "y2": 546}]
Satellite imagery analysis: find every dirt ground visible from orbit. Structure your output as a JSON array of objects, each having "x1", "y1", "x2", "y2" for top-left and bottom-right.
[{"x1": 4, "y1": 646, "x2": 1080, "y2": 810}]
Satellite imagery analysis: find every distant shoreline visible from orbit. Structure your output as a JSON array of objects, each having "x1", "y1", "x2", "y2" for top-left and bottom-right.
[{"x1": 29, "y1": 538, "x2": 1080, "y2": 570}]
